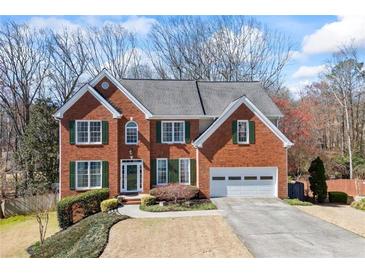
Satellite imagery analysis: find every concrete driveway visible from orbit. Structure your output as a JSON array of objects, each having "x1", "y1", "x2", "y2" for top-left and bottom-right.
[{"x1": 212, "y1": 197, "x2": 365, "y2": 257}]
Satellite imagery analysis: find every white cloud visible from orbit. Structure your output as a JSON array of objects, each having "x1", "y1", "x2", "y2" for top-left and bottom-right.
[
  {"x1": 28, "y1": 17, "x2": 81, "y2": 33},
  {"x1": 292, "y1": 65, "x2": 326, "y2": 79},
  {"x1": 301, "y1": 15, "x2": 365, "y2": 55},
  {"x1": 120, "y1": 16, "x2": 157, "y2": 36},
  {"x1": 287, "y1": 80, "x2": 312, "y2": 99}
]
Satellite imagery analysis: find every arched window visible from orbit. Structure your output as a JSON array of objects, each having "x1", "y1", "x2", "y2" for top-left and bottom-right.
[{"x1": 125, "y1": 121, "x2": 138, "y2": 144}]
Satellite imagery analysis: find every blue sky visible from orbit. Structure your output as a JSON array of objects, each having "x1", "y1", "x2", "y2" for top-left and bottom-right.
[{"x1": 1, "y1": 15, "x2": 364, "y2": 97}]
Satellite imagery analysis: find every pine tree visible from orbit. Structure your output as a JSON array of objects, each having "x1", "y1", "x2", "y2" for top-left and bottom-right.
[{"x1": 308, "y1": 157, "x2": 327, "y2": 203}]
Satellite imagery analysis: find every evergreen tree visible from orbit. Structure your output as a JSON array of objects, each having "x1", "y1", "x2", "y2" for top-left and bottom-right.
[{"x1": 308, "y1": 157, "x2": 327, "y2": 203}]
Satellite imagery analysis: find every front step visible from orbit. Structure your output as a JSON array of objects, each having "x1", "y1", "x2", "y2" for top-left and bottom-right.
[{"x1": 117, "y1": 194, "x2": 142, "y2": 205}]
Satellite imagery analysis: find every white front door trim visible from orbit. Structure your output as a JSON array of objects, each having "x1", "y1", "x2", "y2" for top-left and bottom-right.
[{"x1": 120, "y1": 159, "x2": 143, "y2": 193}]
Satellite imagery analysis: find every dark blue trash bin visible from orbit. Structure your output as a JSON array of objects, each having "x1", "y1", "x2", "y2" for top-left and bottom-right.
[{"x1": 288, "y1": 181, "x2": 304, "y2": 201}]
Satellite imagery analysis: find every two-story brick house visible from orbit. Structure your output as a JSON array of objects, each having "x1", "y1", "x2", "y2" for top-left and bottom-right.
[{"x1": 54, "y1": 69, "x2": 293, "y2": 199}]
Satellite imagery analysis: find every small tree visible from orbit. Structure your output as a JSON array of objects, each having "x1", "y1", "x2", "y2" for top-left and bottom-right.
[{"x1": 308, "y1": 157, "x2": 327, "y2": 203}]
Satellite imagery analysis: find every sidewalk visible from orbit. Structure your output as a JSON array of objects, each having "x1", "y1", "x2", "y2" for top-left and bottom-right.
[{"x1": 117, "y1": 204, "x2": 223, "y2": 218}]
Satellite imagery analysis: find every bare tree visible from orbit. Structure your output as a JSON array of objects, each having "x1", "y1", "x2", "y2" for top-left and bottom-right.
[
  {"x1": 147, "y1": 16, "x2": 293, "y2": 90},
  {"x1": 85, "y1": 24, "x2": 137, "y2": 80},
  {"x1": 47, "y1": 29, "x2": 90, "y2": 105},
  {"x1": 0, "y1": 22, "x2": 49, "y2": 138},
  {"x1": 324, "y1": 45, "x2": 365, "y2": 179}
]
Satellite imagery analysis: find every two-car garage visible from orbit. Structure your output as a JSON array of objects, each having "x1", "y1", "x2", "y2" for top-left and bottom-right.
[{"x1": 210, "y1": 167, "x2": 278, "y2": 197}]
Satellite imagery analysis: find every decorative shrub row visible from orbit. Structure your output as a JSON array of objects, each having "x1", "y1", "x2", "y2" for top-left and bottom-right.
[
  {"x1": 150, "y1": 184, "x2": 199, "y2": 202},
  {"x1": 100, "y1": 198, "x2": 119, "y2": 212},
  {"x1": 328, "y1": 191, "x2": 348, "y2": 204},
  {"x1": 351, "y1": 198, "x2": 365, "y2": 211},
  {"x1": 141, "y1": 194, "x2": 156, "y2": 206},
  {"x1": 57, "y1": 188, "x2": 109, "y2": 229}
]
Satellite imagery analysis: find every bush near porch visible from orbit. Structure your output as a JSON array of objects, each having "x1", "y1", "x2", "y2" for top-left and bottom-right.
[{"x1": 149, "y1": 184, "x2": 199, "y2": 202}]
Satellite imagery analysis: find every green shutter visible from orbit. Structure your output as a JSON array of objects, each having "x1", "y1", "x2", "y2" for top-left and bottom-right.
[
  {"x1": 151, "y1": 159, "x2": 156, "y2": 186},
  {"x1": 190, "y1": 159, "x2": 196, "y2": 186},
  {"x1": 156, "y1": 121, "x2": 161, "y2": 143},
  {"x1": 69, "y1": 121, "x2": 75, "y2": 144},
  {"x1": 249, "y1": 121, "x2": 255, "y2": 144},
  {"x1": 69, "y1": 161, "x2": 75, "y2": 190},
  {"x1": 102, "y1": 121, "x2": 109, "y2": 144},
  {"x1": 185, "y1": 121, "x2": 190, "y2": 143},
  {"x1": 102, "y1": 161, "x2": 109, "y2": 188},
  {"x1": 232, "y1": 120, "x2": 237, "y2": 144},
  {"x1": 168, "y1": 159, "x2": 179, "y2": 183}
]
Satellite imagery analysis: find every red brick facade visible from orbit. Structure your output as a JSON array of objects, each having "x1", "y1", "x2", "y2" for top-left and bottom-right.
[{"x1": 59, "y1": 77, "x2": 288, "y2": 199}]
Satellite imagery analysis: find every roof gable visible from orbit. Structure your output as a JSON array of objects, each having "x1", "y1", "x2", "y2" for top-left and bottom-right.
[
  {"x1": 90, "y1": 69, "x2": 152, "y2": 118},
  {"x1": 193, "y1": 96, "x2": 293, "y2": 148},
  {"x1": 53, "y1": 84, "x2": 122, "y2": 119}
]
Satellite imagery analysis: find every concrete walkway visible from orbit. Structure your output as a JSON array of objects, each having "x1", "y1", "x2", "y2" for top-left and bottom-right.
[
  {"x1": 212, "y1": 197, "x2": 365, "y2": 258},
  {"x1": 117, "y1": 205, "x2": 223, "y2": 218}
]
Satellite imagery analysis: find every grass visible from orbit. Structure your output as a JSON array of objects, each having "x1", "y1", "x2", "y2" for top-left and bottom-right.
[
  {"x1": 351, "y1": 198, "x2": 365, "y2": 211},
  {"x1": 283, "y1": 198, "x2": 313, "y2": 206},
  {"x1": 140, "y1": 201, "x2": 217, "y2": 212},
  {"x1": 27, "y1": 212, "x2": 128, "y2": 258},
  {"x1": 0, "y1": 212, "x2": 59, "y2": 257}
]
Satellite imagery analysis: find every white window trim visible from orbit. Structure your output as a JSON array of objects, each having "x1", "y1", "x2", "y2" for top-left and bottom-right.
[
  {"x1": 161, "y1": 121, "x2": 185, "y2": 144},
  {"x1": 76, "y1": 120, "x2": 102, "y2": 145},
  {"x1": 179, "y1": 158, "x2": 191, "y2": 185},
  {"x1": 156, "y1": 158, "x2": 168, "y2": 185},
  {"x1": 75, "y1": 160, "x2": 103, "y2": 190},
  {"x1": 125, "y1": 121, "x2": 138, "y2": 145},
  {"x1": 237, "y1": 120, "x2": 249, "y2": 144}
]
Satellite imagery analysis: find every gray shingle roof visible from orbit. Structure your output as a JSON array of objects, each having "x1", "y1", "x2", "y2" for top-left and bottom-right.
[{"x1": 119, "y1": 79, "x2": 283, "y2": 117}]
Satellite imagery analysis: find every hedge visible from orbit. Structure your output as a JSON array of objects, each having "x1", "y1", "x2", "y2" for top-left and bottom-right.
[
  {"x1": 57, "y1": 188, "x2": 109, "y2": 229},
  {"x1": 328, "y1": 191, "x2": 348, "y2": 204},
  {"x1": 141, "y1": 194, "x2": 156, "y2": 206}
]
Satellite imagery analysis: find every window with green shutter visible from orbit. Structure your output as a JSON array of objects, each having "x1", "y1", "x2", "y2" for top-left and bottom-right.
[
  {"x1": 102, "y1": 121, "x2": 108, "y2": 144},
  {"x1": 185, "y1": 121, "x2": 190, "y2": 143},
  {"x1": 232, "y1": 120, "x2": 237, "y2": 144},
  {"x1": 156, "y1": 121, "x2": 161, "y2": 143},
  {"x1": 102, "y1": 161, "x2": 109, "y2": 188},
  {"x1": 190, "y1": 159, "x2": 196, "y2": 186},
  {"x1": 69, "y1": 121, "x2": 75, "y2": 144},
  {"x1": 249, "y1": 121, "x2": 255, "y2": 144},
  {"x1": 69, "y1": 161, "x2": 75, "y2": 190},
  {"x1": 151, "y1": 159, "x2": 156, "y2": 186}
]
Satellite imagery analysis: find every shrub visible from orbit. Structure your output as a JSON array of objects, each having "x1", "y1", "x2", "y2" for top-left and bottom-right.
[
  {"x1": 141, "y1": 195, "x2": 156, "y2": 206},
  {"x1": 308, "y1": 157, "x2": 327, "y2": 203},
  {"x1": 150, "y1": 184, "x2": 199, "y2": 202},
  {"x1": 57, "y1": 188, "x2": 109, "y2": 229},
  {"x1": 351, "y1": 198, "x2": 365, "y2": 211},
  {"x1": 100, "y1": 198, "x2": 119, "y2": 212},
  {"x1": 328, "y1": 191, "x2": 348, "y2": 204}
]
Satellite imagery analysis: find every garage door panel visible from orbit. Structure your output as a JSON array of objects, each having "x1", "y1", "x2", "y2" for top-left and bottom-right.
[{"x1": 210, "y1": 167, "x2": 277, "y2": 198}]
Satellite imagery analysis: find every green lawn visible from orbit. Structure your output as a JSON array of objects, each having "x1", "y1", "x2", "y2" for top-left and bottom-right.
[
  {"x1": 283, "y1": 198, "x2": 313, "y2": 206},
  {"x1": 0, "y1": 212, "x2": 59, "y2": 257},
  {"x1": 140, "y1": 201, "x2": 217, "y2": 212},
  {"x1": 27, "y1": 212, "x2": 128, "y2": 258}
]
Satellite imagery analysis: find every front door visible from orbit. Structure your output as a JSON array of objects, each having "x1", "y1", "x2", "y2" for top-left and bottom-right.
[{"x1": 121, "y1": 160, "x2": 143, "y2": 193}]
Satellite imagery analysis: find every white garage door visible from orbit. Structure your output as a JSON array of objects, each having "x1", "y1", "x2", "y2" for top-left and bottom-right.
[{"x1": 210, "y1": 167, "x2": 277, "y2": 197}]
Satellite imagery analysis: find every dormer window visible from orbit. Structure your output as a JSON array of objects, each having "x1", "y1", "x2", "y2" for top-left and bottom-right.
[
  {"x1": 125, "y1": 121, "x2": 138, "y2": 145},
  {"x1": 237, "y1": 120, "x2": 249, "y2": 144}
]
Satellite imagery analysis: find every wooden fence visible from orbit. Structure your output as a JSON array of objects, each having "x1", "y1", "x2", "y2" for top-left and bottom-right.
[
  {"x1": 302, "y1": 179, "x2": 365, "y2": 197},
  {"x1": 1, "y1": 193, "x2": 58, "y2": 217}
]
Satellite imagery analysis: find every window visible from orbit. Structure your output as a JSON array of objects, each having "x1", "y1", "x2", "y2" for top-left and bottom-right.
[
  {"x1": 228, "y1": 176, "x2": 241, "y2": 180},
  {"x1": 162, "y1": 121, "x2": 185, "y2": 143},
  {"x1": 260, "y1": 176, "x2": 273, "y2": 180},
  {"x1": 212, "y1": 176, "x2": 225, "y2": 180},
  {"x1": 244, "y1": 176, "x2": 257, "y2": 180},
  {"x1": 76, "y1": 120, "x2": 102, "y2": 144},
  {"x1": 179, "y1": 159, "x2": 190, "y2": 184},
  {"x1": 157, "y1": 159, "x2": 168, "y2": 185},
  {"x1": 76, "y1": 161, "x2": 102, "y2": 189},
  {"x1": 125, "y1": 121, "x2": 138, "y2": 144},
  {"x1": 237, "y1": 120, "x2": 249, "y2": 144}
]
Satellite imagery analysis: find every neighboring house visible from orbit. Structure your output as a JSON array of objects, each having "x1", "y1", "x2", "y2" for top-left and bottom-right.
[{"x1": 54, "y1": 69, "x2": 293, "y2": 199}]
